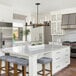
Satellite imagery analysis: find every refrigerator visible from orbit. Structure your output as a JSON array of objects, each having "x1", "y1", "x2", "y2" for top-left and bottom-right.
[
  {"x1": 0, "y1": 32, "x2": 2, "y2": 48},
  {"x1": 0, "y1": 22, "x2": 12, "y2": 48}
]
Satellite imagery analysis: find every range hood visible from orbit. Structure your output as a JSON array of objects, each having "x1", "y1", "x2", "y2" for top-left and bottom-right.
[{"x1": 62, "y1": 25, "x2": 76, "y2": 29}]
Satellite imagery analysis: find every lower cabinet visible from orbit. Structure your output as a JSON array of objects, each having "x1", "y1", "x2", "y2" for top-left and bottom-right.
[
  {"x1": 37, "y1": 46, "x2": 70, "y2": 75},
  {"x1": 52, "y1": 47, "x2": 70, "y2": 74},
  {"x1": 0, "y1": 51, "x2": 5, "y2": 56}
]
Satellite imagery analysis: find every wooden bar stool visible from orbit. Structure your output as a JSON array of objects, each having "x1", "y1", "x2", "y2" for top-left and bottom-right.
[
  {"x1": 0, "y1": 56, "x2": 13, "y2": 76},
  {"x1": 6, "y1": 56, "x2": 28, "y2": 76},
  {"x1": 37, "y1": 57, "x2": 52, "y2": 76}
]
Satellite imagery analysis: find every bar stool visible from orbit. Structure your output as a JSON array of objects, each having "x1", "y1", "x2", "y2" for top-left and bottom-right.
[
  {"x1": 0, "y1": 56, "x2": 13, "y2": 76},
  {"x1": 6, "y1": 56, "x2": 28, "y2": 76},
  {"x1": 37, "y1": 57, "x2": 52, "y2": 76}
]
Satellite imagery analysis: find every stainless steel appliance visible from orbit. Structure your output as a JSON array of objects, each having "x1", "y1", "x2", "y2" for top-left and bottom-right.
[
  {"x1": 62, "y1": 41, "x2": 76, "y2": 57},
  {"x1": 0, "y1": 22, "x2": 12, "y2": 48}
]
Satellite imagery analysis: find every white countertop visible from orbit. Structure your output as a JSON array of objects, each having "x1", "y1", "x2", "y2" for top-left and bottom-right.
[{"x1": 0, "y1": 45, "x2": 69, "y2": 57}]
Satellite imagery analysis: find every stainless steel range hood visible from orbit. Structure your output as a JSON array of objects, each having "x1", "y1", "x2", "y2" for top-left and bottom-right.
[{"x1": 62, "y1": 25, "x2": 76, "y2": 29}]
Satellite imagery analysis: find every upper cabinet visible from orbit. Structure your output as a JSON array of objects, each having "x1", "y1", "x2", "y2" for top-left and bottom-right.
[
  {"x1": 62, "y1": 13, "x2": 76, "y2": 25},
  {"x1": 0, "y1": 4, "x2": 13, "y2": 23},
  {"x1": 51, "y1": 12, "x2": 64, "y2": 35}
]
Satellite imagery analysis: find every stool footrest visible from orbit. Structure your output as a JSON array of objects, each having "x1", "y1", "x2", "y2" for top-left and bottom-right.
[
  {"x1": 0, "y1": 66, "x2": 13, "y2": 71},
  {"x1": 38, "y1": 69, "x2": 51, "y2": 76}
]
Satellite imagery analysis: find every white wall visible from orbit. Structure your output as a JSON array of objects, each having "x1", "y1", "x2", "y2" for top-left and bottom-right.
[
  {"x1": 61, "y1": 30, "x2": 76, "y2": 42},
  {"x1": 31, "y1": 12, "x2": 50, "y2": 24}
]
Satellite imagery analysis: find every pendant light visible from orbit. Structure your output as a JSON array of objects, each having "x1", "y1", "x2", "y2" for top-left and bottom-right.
[{"x1": 26, "y1": 3, "x2": 50, "y2": 27}]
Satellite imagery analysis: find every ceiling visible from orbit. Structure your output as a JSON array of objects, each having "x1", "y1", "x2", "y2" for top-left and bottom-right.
[{"x1": 0, "y1": 0, "x2": 76, "y2": 13}]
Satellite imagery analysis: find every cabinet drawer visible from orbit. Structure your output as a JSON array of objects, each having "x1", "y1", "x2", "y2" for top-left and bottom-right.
[
  {"x1": 38, "y1": 52, "x2": 52, "y2": 59},
  {"x1": 37, "y1": 53, "x2": 44, "y2": 59},
  {"x1": 65, "y1": 54, "x2": 70, "y2": 58},
  {"x1": 65, "y1": 59, "x2": 70, "y2": 64},
  {"x1": 53, "y1": 62, "x2": 62, "y2": 73},
  {"x1": 52, "y1": 51, "x2": 62, "y2": 58},
  {"x1": 53, "y1": 56, "x2": 61, "y2": 62},
  {"x1": 43, "y1": 52, "x2": 52, "y2": 58},
  {"x1": 52, "y1": 50, "x2": 62, "y2": 55}
]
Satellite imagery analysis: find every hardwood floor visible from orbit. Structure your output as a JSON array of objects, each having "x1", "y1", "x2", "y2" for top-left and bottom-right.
[
  {"x1": 0, "y1": 58, "x2": 76, "y2": 76},
  {"x1": 0, "y1": 72, "x2": 13, "y2": 76}
]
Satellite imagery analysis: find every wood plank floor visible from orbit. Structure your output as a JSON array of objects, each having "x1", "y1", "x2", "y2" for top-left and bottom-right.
[{"x1": 0, "y1": 58, "x2": 76, "y2": 76}]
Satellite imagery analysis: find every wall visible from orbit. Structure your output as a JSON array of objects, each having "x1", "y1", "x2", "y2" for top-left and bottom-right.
[
  {"x1": 61, "y1": 30, "x2": 76, "y2": 42},
  {"x1": 31, "y1": 12, "x2": 50, "y2": 24}
]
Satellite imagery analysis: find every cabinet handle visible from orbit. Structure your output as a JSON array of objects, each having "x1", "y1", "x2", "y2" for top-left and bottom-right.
[
  {"x1": 55, "y1": 57, "x2": 60, "y2": 60},
  {"x1": 44, "y1": 53, "x2": 49, "y2": 55},
  {"x1": 56, "y1": 52, "x2": 61, "y2": 54}
]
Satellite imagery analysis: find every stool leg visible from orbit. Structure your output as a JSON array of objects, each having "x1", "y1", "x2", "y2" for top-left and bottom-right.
[
  {"x1": 22, "y1": 66, "x2": 26, "y2": 76},
  {"x1": 42, "y1": 64, "x2": 45, "y2": 76},
  {"x1": 5, "y1": 61, "x2": 9, "y2": 76},
  {"x1": 14, "y1": 64, "x2": 18, "y2": 76},
  {"x1": 50, "y1": 63, "x2": 52, "y2": 76},
  {"x1": 0, "y1": 60, "x2": 2, "y2": 74}
]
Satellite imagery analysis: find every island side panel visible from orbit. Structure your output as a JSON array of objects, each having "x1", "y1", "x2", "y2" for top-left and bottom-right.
[
  {"x1": 29, "y1": 55, "x2": 37, "y2": 76},
  {"x1": 52, "y1": 46, "x2": 70, "y2": 75}
]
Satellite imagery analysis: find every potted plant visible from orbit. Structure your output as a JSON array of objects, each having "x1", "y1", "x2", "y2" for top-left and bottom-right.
[{"x1": 13, "y1": 33, "x2": 16, "y2": 41}]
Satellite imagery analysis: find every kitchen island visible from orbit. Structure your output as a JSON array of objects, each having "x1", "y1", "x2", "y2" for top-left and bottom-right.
[{"x1": 0, "y1": 44, "x2": 70, "y2": 76}]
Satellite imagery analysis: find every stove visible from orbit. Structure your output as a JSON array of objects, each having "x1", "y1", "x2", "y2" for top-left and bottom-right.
[{"x1": 62, "y1": 41, "x2": 76, "y2": 57}]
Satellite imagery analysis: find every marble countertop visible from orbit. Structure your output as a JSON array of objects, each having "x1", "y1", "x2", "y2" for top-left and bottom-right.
[{"x1": 0, "y1": 45, "x2": 70, "y2": 57}]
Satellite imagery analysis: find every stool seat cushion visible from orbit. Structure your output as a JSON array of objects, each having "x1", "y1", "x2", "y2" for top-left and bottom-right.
[
  {"x1": 0, "y1": 56, "x2": 28, "y2": 66},
  {"x1": 12, "y1": 58, "x2": 28, "y2": 66},
  {"x1": 0, "y1": 56, "x2": 12, "y2": 61},
  {"x1": 37, "y1": 57, "x2": 52, "y2": 64},
  {"x1": 7, "y1": 56, "x2": 28, "y2": 66}
]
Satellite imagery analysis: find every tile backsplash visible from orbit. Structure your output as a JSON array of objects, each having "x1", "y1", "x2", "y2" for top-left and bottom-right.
[
  {"x1": 61, "y1": 30, "x2": 76, "y2": 42},
  {"x1": 52, "y1": 29, "x2": 76, "y2": 42}
]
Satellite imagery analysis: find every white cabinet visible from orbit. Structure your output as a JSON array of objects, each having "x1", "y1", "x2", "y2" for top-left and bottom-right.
[
  {"x1": 63, "y1": 47, "x2": 70, "y2": 66},
  {"x1": 51, "y1": 12, "x2": 64, "y2": 35},
  {"x1": 52, "y1": 46, "x2": 70, "y2": 74},
  {"x1": 37, "y1": 46, "x2": 70, "y2": 75},
  {"x1": 0, "y1": 51, "x2": 4, "y2": 56},
  {"x1": 39, "y1": 46, "x2": 70, "y2": 75},
  {"x1": 0, "y1": 4, "x2": 13, "y2": 22}
]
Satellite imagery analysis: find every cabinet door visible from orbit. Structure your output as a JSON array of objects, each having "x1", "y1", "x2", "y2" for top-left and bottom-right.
[
  {"x1": 68, "y1": 14, "x2": 76, "y2": 25},
  {"x1": 51, "y1": 15, "x2": 57, "y2": 21},
  {"x1": 62, "y1": 14, "x2": 69, "y2": 25},
  {"x1": 51, "y1": 22, "x2": 56, "y2": 35}
]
